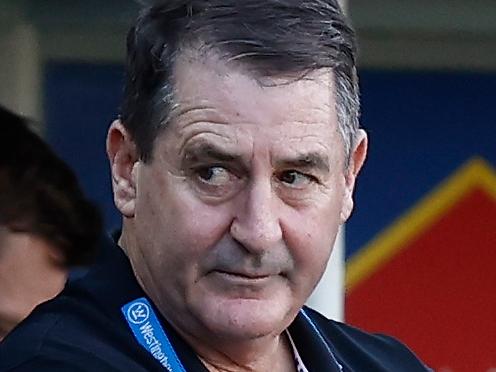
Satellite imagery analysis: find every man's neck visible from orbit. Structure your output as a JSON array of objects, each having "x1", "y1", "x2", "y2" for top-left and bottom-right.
[{"x1": 185, "y1": 331, "x2": 297, "y2": 372}]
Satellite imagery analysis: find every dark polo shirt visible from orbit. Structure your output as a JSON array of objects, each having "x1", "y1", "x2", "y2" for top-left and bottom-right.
[{"x1": 0, "y1": 235, "x2": 430, "y2": 371}]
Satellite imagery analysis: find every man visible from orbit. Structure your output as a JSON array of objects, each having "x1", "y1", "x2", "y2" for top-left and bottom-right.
[
  {"x1": 0, "y1": 106, "x2": 101, "y2": 340},
  {"x1": 0, "y1": 1, "x2": 430, "y2": 371}
]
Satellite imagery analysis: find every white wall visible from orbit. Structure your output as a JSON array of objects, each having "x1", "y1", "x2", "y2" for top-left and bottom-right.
[{"x1": 307, "y1": 227, "x2": 345, "y2": 320}]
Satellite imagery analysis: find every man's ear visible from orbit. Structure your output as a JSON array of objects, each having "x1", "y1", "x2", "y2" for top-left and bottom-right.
[
  {"x1": 106, "y1": 120, "x2": 139, "y2": 218},
  {"x1": 340, "y1": 129, "x2": 368, "y2": 224}
]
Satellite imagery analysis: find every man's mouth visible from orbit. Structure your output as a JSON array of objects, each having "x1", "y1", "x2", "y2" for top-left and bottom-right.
[
  {"x1": 214, "y1": 270, "x2": 272, "y2": 280},
  {"x1": 208, "y1": 269, "x2": 283, "y2": 286}
]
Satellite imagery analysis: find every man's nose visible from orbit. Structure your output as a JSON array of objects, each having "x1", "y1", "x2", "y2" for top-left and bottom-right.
[{"x1": 230, "y1": 180, "x2": 283, "y2": 254}]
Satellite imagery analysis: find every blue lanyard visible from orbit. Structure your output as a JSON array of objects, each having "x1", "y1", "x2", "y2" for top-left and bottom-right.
[{"x1": 122, "y1": 297, "x2": 186, "y2": 372}]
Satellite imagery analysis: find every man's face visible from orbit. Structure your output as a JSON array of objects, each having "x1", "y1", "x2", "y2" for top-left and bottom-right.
[{"x1": 110, "y1": 55, "x2": 366, "y2": 343}]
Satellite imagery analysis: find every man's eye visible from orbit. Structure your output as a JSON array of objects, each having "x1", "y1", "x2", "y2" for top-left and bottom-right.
[
  {"x1": 196, "y1": 166, "x2": 231, "y2": 186},
  {"x1": 278, "y1": 170, "x2": 315, "y2": 188}
]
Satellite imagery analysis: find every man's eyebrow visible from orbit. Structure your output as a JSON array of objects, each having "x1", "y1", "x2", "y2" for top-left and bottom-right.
[
  {"x1": 183, "y1": 143, "x2": 241, "y2": 163},
  {"x1": 275, "y1": 152, "x2": 330, "y2": 173}
]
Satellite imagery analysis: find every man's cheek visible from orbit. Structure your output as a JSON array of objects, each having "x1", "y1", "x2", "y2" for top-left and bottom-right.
[
  {"x1": 174, "y1": 219, "x2": 227, "y2": 254},
  {"x1": 293, "y1": 228, "x2": 334, "y2": 274}
]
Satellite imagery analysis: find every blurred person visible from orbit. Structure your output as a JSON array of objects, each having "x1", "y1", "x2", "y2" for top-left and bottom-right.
[
  {"x1": 0, "y1": 106, "x2": 101, "y2": 340},
  {"x1": 0, "y1": 1, "x2": 430, "y2": 371}
]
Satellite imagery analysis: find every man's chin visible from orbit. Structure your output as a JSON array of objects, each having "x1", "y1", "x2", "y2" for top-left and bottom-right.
[{"x1": 194, "y1": 297, "x2": 293, "y2": 341}]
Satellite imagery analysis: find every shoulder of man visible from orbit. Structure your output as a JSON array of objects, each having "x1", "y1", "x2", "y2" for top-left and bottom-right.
[
  {"x1": 0, "y1": 296, "x2": 118, "y2": 372},
  {"x1": 302, "y1": 307, "x2": 432, "y2": 371},
  {"x1": 0, "y1": 287, "x2": 155, "y2": 372}
]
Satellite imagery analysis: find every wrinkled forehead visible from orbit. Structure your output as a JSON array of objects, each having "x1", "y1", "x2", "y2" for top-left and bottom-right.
[{"x1": 169, "y1": 50, "x2": 337, "y2": 128}]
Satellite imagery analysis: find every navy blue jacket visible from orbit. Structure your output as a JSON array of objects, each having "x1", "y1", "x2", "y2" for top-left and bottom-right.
[{"x1": 0, "y1": 236, "x2": 430, "y2": 371}]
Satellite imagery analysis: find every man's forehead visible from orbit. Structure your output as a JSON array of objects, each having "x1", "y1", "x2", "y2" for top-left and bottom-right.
[
  {"x1": 172, "y1": 49, "x2": 335, "y2": 99},
  {"x1": 169, "y1": 55, "x2": 336, "y2": 124}
]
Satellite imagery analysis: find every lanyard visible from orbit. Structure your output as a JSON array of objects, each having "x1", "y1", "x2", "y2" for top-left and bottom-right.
[{"x1": 122, "y1": 297, "x2": 186, "y2": 372}]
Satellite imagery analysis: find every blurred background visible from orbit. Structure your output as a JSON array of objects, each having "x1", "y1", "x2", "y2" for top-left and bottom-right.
[{"x1": 1, "y1": 1, "x2": 495, "y2": 370}]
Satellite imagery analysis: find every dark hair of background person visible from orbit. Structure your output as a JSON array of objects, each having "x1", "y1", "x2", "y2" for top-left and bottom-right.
[
  {"x1": 121, "y1": 0, "x2": 359, "y2": 164},
  {"x1": 0, "y1": 106, "x2": 101, "y2": 266}
]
